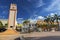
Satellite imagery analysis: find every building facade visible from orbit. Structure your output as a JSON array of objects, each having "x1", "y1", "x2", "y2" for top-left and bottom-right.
[{"x1": 0, "y1": 19, "x2": 8, "y2": 26}]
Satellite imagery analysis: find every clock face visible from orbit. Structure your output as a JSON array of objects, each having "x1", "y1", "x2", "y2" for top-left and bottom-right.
[
  {"x1": 12, "y1": 7, "x2": 15, "y2": 9},
  {"x1": 13, "y1": 7, "x2": 15, "y2": 9},
  {"x1": 12, "y1": 6, "x2": 16, "y2": 10}
]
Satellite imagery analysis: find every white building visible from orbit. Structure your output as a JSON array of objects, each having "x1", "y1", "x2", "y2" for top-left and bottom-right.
[{"x1": 0, "y1": 19, "x2": 8, "y2": 26}]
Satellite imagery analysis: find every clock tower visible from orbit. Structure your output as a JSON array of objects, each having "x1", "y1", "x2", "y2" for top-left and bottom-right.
[
  {"x1": 8, "y1": 4, "x2": 17, "y2": 29},
  {"x1": 0, "y1": 4, "x2": 19, "y2": 35}
]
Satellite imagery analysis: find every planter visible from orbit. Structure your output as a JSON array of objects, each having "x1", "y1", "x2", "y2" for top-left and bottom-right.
[
  {"x1": 38, "y1": 28, "x2": 42, "y2": 32},
  {"x1": 51, "y1": 28, "x2": 55, "y2": 32}
]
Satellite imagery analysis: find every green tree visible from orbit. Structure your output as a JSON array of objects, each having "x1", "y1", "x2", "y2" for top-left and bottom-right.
[
  {"x1": 5, "y1": 23, "x2": 8, "y2": 28},
  {"x1": 54, "y1": 14, "x2": 60, "y2": 23},
  {"x1": 44, "y1": 15, "x2": 51, "y2": 23},
  {"x1": 0, "y1": 21, "x2": 3, "y2": 28},
  {"x1": 44, "y1": 14, "x2": 60, "y2": 30},
  {"x1": 53, "y1": 14, "x2": 60, "y2": 30},
  {"x1": 44, "y1": 15, "x2": 55, "y2": 30},
  {"x1": 23, "y1": 20, "x2": 30, "y2": 25},
  {"x1": 23, "y1": 20, "x2": 30, "y2": 32}
]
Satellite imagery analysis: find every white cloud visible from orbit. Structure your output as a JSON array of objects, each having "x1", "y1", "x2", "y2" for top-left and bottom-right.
[
  {"x1": 0, "y1": 16, "x2": 5, "y2": 19},
  {"x1": 38, "y1": 16, "x2": 44, "y2": 20},
  {"x1": 2, "y1": 11, "x2": 7, "y2": 14},
  {"x1": 17, "y1": 18, "x2": 23, "y2": 24},
  {"x1": 48, "y1": 13, "x2": 55, "y2": 17},
  {"x1": 17, "y1": 20, "x2": 23, "y2": 24},
  {"x1": 17, "y1": 18, "x2": 23, "y2": 20},
  {"x1": 27, "y1": 0, "x2": 45, "y2": 8},
  {"x1": 3, "y1": 11, "x2": 6, "y2": 13},
  {"x1": 28, "y1": 18, "x2": 37, "y2": 23},
  {"x1": 36, "y1": 0, "x2": 45, "y2": 8},
  {"x1": 29, "y1": 16, "x2": 44, "y2": 23},
  {"x1": 48, "y1": 12, "x2": 58, "y2": 17},
  {"x1": 50, "y1": 13, "x2": 55, "y2": 17},
  {"x1": 0, "y1": 6, "x2": 7, "y2": 9},
  {"x1": 34, "y1": 14, "x2": 38, "y2": 16},
  {"x1": 46, "y1": 0, "x2": 60, "y2": 11}
]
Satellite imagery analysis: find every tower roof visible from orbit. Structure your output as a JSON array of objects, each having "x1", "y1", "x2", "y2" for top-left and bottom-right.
[
  {"x1": 10, "y1": 3, "x2": 17, "y2": 11},
  {"x1": 11, "y1": 3, "x2": 16, "y2": 6}
]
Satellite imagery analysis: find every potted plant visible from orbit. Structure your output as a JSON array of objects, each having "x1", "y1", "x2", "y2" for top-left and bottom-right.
[
  {"x1": 41, "y1": 24, "x2": 48, "y2": 32},
  {"x1": 51, "y1": 24, "x2": 57, "y2": 32}
]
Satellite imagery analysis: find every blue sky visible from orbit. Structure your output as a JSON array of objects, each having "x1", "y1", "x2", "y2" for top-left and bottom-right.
[{"x1": 0, "y1": 0, "x2": 60, "y2": 23}]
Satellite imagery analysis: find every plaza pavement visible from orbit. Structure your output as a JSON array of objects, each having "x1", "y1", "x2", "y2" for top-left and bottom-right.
[{"x1": 1, "y1": 32, "x2": 60, "y2": 40}]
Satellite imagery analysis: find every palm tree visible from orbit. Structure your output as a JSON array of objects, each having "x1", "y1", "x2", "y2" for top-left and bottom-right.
[
  {"x1": 54, "y1": 14, "x2": 60, "y2": 23},
  {"x1": 44, "y1": 15, "x2": 55, "y2": 31},
  {"x1": 45, "y1": 15, "x2": 55, "y2": 23},
  {"x1": 44, "y1": 15, "x2": 52, "y2": 24},
  {"x1": 53, "y1": 14, "x2": 60, "y2": 30},
  {"x1": 44, "y1": 14, "x2": 60, "y2": 31}
]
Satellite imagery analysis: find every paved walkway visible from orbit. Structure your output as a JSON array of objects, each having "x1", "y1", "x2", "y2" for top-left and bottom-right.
[
  {"x1": 0, "y1": 35, "x2": 20, "y2": 40},
  {"x1": 21, "y1": 32, "x2": 60, "y2": 40},
  {"x1": 1, "y1": 32, "x2": 60, "y2": 40}
]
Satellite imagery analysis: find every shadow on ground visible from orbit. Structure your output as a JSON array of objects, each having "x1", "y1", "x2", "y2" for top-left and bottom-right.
[
  {"x1": 0, "y1": 28, "x2": 7, "y2": 32},
  {"x1": 14, "y1": 36, "x2": 60, "y2": 40}
]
